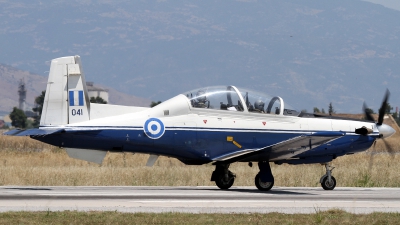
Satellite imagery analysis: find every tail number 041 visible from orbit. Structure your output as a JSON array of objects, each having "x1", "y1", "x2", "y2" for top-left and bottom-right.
[{"x1": 71, "y1": 109, "x2": 83, "y2": 116}]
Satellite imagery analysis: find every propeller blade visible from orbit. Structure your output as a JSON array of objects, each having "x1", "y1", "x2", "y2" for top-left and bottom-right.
[
  {"x1": 369, "y1": 138, "x2": 396, "y2": 172},
  {"x1": 377, "y1": 89, "x2": 390, "y2": 126},
  {"x1": 363, "y1": 102, "x2": 375, "y2": 122},
  {"x1": 368, "y1": 140, "x2": 376, "y2": 171},
  {"x1": 382, "y1": 138, "x2": 395, "y2": 159}
]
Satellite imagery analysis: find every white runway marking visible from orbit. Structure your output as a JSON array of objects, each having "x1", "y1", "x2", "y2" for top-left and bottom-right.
[{"x1": 1, "y1": 186, "x2": 400, "y2": 214}]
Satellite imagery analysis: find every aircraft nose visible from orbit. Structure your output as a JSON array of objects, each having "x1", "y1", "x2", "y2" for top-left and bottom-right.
[{"x1": 377, "y1": 124, "x2": 396, "y2": 139}]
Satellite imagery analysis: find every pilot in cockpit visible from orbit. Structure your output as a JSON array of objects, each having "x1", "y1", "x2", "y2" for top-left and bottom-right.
[
  {"x1": 253, "y1": 99, "x2": 265, "y2": 113},
  {"x1": 194, "y1": 90, "x2": 209, "y2": 108}
]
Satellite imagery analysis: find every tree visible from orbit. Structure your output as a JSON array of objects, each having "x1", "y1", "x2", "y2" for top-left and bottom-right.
[
  {"x1": 10, "y1": 107, "x2": 27, "y2": 128},
  {"x1": 328, "y1": 102, "x2": 335, "y2": 115},
  {"x1": 381, "y1": 102, "x2": 393, "y2": 114},
  {"x1": 313, "y1": 107, "x2": 320, "y2": 113},
  {"x1": 32, "y1": 91, "x2": 45, "y2": 127},
  {"x1": 90, "y1": 96, "x2": 107, "y2": 104},
  {"x1": 392, "y1": 112, "x2": 398, "y2": 120},
  {"x1": 150, "y1": 101, "x2": 162, "y2": 107},
  {"x1": 365, "y1": 108, "x2": 374, "y2": 114},
  {"x1": 321, "y1": 108, "x2": 326, "y2": 114}
]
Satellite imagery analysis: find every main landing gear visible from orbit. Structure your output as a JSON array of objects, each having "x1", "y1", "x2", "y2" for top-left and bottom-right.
[
  {"x1": 320, "y1": 163, "x2": 336, "y2": 190},
  {"x1": 254, "y1": 161, "x2": 274, "y2": 191},
  {"x1": 211, "y1": 164, "x2": 236, "y2": 189},
  {"x1": 211, "y1": 161, "x2": 275, "y2": 191}
]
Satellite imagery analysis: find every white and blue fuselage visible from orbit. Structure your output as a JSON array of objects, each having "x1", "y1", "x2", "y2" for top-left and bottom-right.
[{"x1": 35, "y1": 91, "x2": 380, "y2": 165}]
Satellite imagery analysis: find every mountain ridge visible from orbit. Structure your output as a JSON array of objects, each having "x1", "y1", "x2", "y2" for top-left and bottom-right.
[{"x1": 0, "y1": 0, "x2": 399, "y2": 113}]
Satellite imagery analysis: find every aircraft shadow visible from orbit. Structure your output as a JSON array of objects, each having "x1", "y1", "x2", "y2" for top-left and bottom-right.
[
  {"x1": 198, "y1": 187, "x2": 315, "y2": 195},
  {"x1": 116, "y1": 186, "x2": 316, "y2": 195},
  {"x1": 5, "y1": 187, "x2": 52, "y2": 191}
]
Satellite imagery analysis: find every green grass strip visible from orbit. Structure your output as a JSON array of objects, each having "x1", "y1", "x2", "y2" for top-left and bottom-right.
[{"x1": 0, "y1": 210, "x2": 400, "y2": 225}]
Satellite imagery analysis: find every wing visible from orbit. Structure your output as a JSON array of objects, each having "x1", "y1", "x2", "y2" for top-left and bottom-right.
[
  {"x1": 268, "y1": 132, "x2": 344, "y2": 161},
  {"x1": 212, "y1": 131, "x2": 345, "y2": 162}
]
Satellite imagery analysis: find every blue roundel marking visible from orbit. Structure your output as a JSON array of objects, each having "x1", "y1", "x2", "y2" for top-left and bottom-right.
[{"x1": 144, "y1": 118, "x2": 165, "y2": 139}]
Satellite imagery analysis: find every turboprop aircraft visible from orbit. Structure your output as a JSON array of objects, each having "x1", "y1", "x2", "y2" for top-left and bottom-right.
[{"x1": 5, "y1": 55, "x2": 396, "y2": 191}]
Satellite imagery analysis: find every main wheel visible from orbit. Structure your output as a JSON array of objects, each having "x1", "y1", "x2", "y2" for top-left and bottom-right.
[
  {"x1": 255, "y1": 173, "x2": 274, "y2": 191},
  {"x1": 215, "y1": 173, "x2": 235, "y2": 190},
  {"x1": 321, "y1": 176, "x2": 336, "y2": 190}
]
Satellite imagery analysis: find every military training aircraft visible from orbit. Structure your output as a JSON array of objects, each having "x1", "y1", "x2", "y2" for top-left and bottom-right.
[{"x1": 5, "y1": 55, "x2": 396, "y2": 191}]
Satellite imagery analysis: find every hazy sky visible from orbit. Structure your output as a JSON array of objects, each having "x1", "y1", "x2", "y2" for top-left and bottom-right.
[{"x1": 364, "y1": 0, "x2": 400, "y2": 11}]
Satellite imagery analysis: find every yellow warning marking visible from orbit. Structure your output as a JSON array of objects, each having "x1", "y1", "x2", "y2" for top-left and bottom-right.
[
  {"x1": 233, "y1": 141, "x2": 242, "y2": 148},
  {"x1": 227, "y1": 136, "x2": 233, "y2": 142}
]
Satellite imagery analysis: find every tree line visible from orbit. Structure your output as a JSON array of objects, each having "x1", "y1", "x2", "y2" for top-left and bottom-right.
[
  {"x1": 312, "y1": 102, "x2": 399, "y2": 126},
  {"x1": 8, "y1": 96, "x2": 399, "y2": 129},
  {"x1": 8, "y1": 91, "x2": 108, "y2": 129}
]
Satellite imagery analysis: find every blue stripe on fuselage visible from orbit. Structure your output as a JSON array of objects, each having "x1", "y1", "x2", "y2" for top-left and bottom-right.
[{"x1": 38, "y1": 125, "x2": 380, "y2": 136}]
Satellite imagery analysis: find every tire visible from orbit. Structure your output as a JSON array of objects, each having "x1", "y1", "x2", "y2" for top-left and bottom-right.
[
  {"x1": 255, "y1": 173, "x2": 274, "y2": 191},
  {"x1": 215, "y1": 173, "x2": 235, "y2": 190},
  {"x1": 321, "y1": 176, "x2": 336, "y2": 190}
]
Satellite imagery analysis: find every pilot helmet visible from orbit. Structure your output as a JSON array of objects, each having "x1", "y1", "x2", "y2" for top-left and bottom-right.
[
  {"x1": 196, "y1": 90, "x2": 207, "y2": 103},
  {"x1": 254, "y1": 99, "x2": 265, "y2": 111}
]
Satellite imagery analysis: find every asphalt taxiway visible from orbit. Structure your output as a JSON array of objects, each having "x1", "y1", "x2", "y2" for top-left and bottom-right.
[{"x1": 1, "y1": 186, "x2": 400, "y2": 214}]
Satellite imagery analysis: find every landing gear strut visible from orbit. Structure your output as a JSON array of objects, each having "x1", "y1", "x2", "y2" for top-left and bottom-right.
[
  {"x1": 211, "y1": 164, "x2": 235, "y2": 189},
  {"x1": 320, "y1": 163, "x2": 336, "y2": 190},
  {"x1": 255, "y1": 161, "x2": 274, "y2": 191}
]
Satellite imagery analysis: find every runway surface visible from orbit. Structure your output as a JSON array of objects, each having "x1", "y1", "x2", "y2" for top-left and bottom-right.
[{"x1": 1, "y1": 186, "x2": 400, "y2": 214}]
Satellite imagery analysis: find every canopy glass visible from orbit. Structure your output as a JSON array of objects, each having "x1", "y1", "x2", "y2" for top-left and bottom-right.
[{"x1": 183, "y1": 86, "x2": 300, "y2": 116}]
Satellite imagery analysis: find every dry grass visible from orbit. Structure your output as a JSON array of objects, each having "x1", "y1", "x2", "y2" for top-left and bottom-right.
[
  {"x1": 1, "y1": 115, "x2": 399, "y2": 187},
  {"x1": 0, "y1": 132, "x2": 399, "y2": 187},
  {"x1": 1, "y1": 210, "x2": 400, "y2": 225}
]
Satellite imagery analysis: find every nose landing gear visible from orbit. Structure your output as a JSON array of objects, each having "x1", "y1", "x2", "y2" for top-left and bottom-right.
[{"x1": 320, "y1": 163, "x2": 336, "y2": 190}]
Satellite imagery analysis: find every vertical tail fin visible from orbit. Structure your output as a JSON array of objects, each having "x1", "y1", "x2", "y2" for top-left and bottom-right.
[{"x1": 40, "y1": 55, "x2": 90, "y2": 126}]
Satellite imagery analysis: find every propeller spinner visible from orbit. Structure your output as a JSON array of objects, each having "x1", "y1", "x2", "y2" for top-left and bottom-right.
[{"x1": 363, "y1": 89, "x2": 396, "y2": 139}]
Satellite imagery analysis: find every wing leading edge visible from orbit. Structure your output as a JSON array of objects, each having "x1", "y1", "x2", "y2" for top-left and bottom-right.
[{"x1": 212, "y1": 131, "x2": 345, "y2": 162}]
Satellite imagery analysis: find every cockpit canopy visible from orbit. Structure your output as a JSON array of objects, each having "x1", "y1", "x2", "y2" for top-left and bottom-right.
[{"x1": 183, "y1": 86, "x2": 300, "y2": 116}]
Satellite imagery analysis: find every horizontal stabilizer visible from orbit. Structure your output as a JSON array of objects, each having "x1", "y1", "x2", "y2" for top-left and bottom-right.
[
  {"x1": 3, "y1": 128, "x2": 65, "y2": 136},
  {"x1": 65, "y1": 148, "x2": 107, "y2": 164}
]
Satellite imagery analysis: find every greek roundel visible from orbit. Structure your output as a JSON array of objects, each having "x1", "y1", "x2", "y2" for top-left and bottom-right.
[{"x1": 144, "y1": 118, "x2": 165, "y2": 139}]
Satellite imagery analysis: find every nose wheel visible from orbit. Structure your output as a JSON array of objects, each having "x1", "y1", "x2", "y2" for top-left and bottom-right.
[{"x1": 320, "y1": 163, "x2": 336, "y2": 190}]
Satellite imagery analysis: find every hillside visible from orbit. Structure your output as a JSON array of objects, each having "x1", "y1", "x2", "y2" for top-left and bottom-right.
[
  {"x1": 0, "y1": 64, "x2": 151, "y2": 115},
  {"x1": 0, "y1": 0, "x2": 399, "y2": 113}
]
